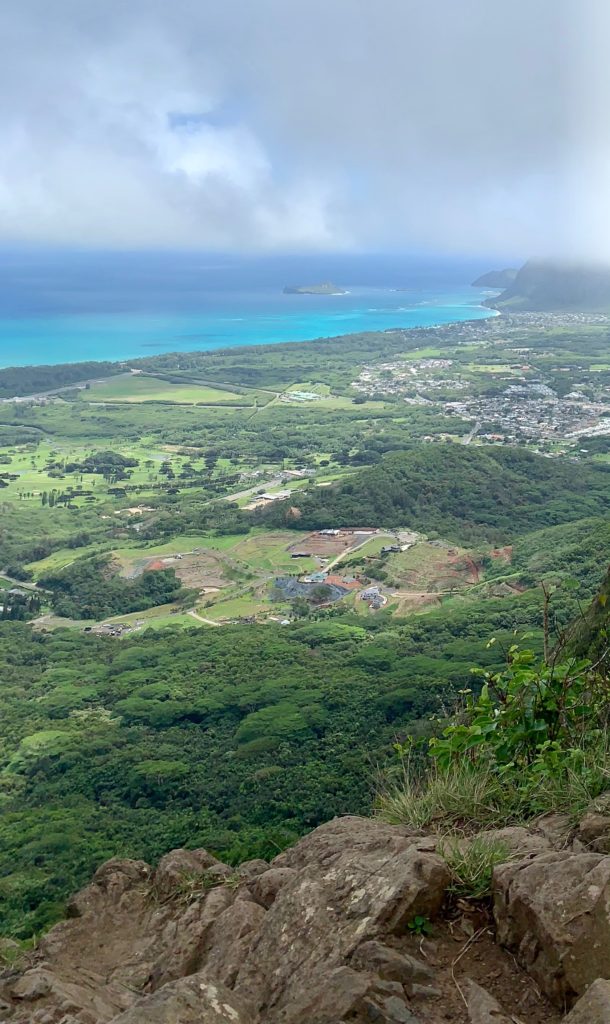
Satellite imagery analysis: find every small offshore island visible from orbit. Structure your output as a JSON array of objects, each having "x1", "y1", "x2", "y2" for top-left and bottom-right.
[{"x1": 283, "y1": 281, "x2": 348, "y2": 295}]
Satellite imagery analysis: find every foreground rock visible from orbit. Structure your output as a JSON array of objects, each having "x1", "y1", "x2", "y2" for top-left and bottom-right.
[
  {"x1": 463, "y1": 979, "x2": 514, "y2": 1024},
  {"x1": 0, "y1": 817, "x2": 449, "y2": 1024},
  {"x1": 1, "y1": 813, "x2": 607, "y2": 1023},
  {"x1": 111, "y1": 974, "x2": 255, "y2": 1023}
]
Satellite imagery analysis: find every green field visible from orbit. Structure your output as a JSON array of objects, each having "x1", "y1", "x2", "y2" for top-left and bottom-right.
[
  {"x1": 230, "y1": 530, "x2": 316, "y2": 572},
  {"x1": 82, "y1": 375, "x2": 252, "y2": 405},
  {"x1": 200, "y1": 593, "x2": 278, "y2": 622},
  {"x1": 467, "y1": 363, "x2": 523, "y2": 374},
  {"x1": 285, "y1": 381, "x2": 332, "y2": 397},
  {"x1": 103, "y1": 603, "x2": 200, "y2": 630},
  {"x1": 400, "y1": 347, "x2": 445, "y2": 359}
]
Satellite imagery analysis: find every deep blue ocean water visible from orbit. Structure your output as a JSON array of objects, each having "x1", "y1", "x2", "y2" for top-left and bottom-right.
[{"x1": 0, "y1": 251, "x2": 499, "y2": 367}]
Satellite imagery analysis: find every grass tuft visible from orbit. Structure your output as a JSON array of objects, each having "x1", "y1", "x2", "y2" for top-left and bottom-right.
[
  {"x1": 438, "y1": 834, "x2": 511, "y2": 901},
  {"x1": 377, "y1": 736, "x2": 610, "y2": 833}
]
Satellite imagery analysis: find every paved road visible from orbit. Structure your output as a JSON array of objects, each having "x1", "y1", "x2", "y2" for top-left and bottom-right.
[
  {"x1": 187, "y1": 609, "x2": 220, "y2": 626},
  {"x1": 220, "y1": 476, "x2": 286, "y2": 503},
  {"x1": 462, "y1": 420, "x2": 481, "y2": 444},
  {"x1": 323, "y1": 532, "x2": 396, "y2": 572}
]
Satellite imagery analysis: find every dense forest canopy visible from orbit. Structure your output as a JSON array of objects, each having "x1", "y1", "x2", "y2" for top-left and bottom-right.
[
  {"x1": 0, "y1": 361, "x2": 121, "y2": 400},
  {"x1": 0, "y1": 590, "x2": 548, "y2": 938},
  {"x1": 39, "y1": 559, "x2": 193, "y2": 620}
]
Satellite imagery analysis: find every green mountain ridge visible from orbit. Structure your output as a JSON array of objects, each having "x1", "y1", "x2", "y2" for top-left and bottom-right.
[{"x1": 256, "y1": 445, "x2": 610, "y2": 544}]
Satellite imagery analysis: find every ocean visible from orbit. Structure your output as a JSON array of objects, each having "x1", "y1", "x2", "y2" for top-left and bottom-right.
[{"x1": 0, "y1": 251, "x2": 498, "y2": 368}]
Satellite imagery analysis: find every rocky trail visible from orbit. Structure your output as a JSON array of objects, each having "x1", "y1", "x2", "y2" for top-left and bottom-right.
[{"x1": 2, "y1": 813, "x2": 610, "y2": 1023}]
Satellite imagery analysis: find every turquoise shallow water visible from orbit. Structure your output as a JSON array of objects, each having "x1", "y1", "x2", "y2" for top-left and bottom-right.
[
  {"x1": 0, "y1": 252, "x2": 498, "y2": 367},
  {"x1": 0, "y1": 289, "x2": 494, "y2": 368}
]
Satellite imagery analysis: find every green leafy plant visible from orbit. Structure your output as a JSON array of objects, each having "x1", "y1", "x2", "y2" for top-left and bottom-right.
[
  {"x1": 379, "y1": 604, "x2": 610, "y2": 833},
  {"x1": 407, "y1": 914, "x2": 433, "y2": 937},
  {"x1": 429, "y1": 644, "x2": 609, "y2": 774}
]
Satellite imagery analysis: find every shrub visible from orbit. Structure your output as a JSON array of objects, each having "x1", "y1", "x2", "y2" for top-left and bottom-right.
[
  {"x1": 379, "y1": 642, "x2": 610, "y2": 832},
  {"x1": 429, "y1": 645, "x2": 610, "y2": 771}
]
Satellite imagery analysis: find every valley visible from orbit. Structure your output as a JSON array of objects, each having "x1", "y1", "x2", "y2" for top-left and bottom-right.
[{"x1": 0, "y1": 309, "x2": 609, "y2": 941}]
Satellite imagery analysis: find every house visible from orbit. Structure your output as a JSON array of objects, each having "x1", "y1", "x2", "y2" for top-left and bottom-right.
[
  {"x1": 360, "y1": 586, "x2": 381, "y2": 601},
  {"x1": 261, "y1": 490, "x2": 291, "y2": 501},
  {"x1": 381, "y1": 545, "x2": 400, "y2": 554},
  {"x1": 291, "y1": 552, "x2": 311, "y2": 558}
]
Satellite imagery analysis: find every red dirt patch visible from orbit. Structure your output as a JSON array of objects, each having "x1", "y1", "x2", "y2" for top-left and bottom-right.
[
  {"x1": 325, "y1": 574, "x2": 362, "y2": 590},
  {"x1": 491, "y1": 545, "x2": 513, "y2": 562}
]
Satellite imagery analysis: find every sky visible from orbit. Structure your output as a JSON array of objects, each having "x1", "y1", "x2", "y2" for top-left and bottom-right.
[{"x1": 0, "y1": 0, "x2": 608, "y2": 257}]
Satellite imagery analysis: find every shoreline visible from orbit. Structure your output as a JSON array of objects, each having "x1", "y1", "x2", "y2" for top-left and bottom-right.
[
  {"x1": 0, "y1": 302, "x2": 495, "y2": 372},
  {"x1": 3, "y1": 306, "x2": 609, "y2": 377}
]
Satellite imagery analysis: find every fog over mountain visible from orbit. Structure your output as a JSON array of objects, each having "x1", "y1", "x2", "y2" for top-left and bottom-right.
[{"x1": 0, "y1": 0, "x2": 609, "y2": 255}]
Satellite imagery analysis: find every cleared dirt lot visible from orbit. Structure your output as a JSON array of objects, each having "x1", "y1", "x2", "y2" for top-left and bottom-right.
[
  {"x1": 121, "y1": 551, "x2": 231, "y2": 590},
  {"x1": 287, "y1": 529, "x2": 381, "y2": 559}
]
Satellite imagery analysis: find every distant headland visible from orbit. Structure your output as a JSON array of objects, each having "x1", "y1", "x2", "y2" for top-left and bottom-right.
[
  {"x1": 283, "y1": 282, "x2": 348, "y2": 295},
  {"x1": 471, "y1": 268, "x2": 517, "y2": 289},
  {"x1": 480, "y1": 260, "x2": 610, "y2": 312}
]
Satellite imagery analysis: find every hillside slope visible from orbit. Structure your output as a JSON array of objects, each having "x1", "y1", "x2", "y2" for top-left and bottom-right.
[
  {"x1": 487, "y1": 259, "x2": 610, "y2": 311},
  {"x1": 568, "y1": 564, "x2": 610, "y2": 663},
  {"x1": 256, "y1": 445, "x2": 610, "y2": 543},
  {"x1": 471, "y1": 267, "x2": 517, "y2": 288}
]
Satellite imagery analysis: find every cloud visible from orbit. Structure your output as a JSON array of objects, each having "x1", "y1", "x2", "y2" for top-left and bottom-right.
[{"x1": 0, "y1": 0, "x2": 606, "y2": 256}]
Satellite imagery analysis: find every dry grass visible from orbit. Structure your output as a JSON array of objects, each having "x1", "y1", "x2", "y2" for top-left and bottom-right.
[{"x1": 377, "y1": 738, "x2": 610, "y2": 833}]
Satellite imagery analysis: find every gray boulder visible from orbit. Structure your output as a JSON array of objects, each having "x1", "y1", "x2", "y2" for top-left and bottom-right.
[
  {"x1": 564, "y1": 978, "x2": 610, "y2": 1022},
  {"x1": 153, "y1": 849, "x2": 226, "y2": 900},
  {"x1": 463, "y1": 979, "x2": 513, "y2": 1023},
  {"x1": 110, "y1": 973, "x2": 256, "y2": 1023},
  {"x1": 248, "y1": 867, "x2": 296, "y2": 909},
  {"x1": 66, "y1": 859, "x2": 151, "y2": 919},
  {"x1": 235, "y1": 816, "x2": 448, "y2": 1021},
  {"x1": 579, "y1": 812, "x2": 610, "y2": 853},
  {"x1": 351, "y1": 940, "x2": 435, "y2": 991},
  {"x1": 146, "y1": 886, "x2": 235, "y2": 991}
]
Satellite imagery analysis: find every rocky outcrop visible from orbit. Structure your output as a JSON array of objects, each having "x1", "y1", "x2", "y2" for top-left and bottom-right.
[
  {"x1": 0, "y1": 817, "x2": 449, "y2": 1024},
  {"x1": 493, "y1": 850, "x2": 610, "y2": 1007},
  {"x1": 233, "y1": 817, "x2": 449, "y2": 1022},
  {"x1": 578, "y1": 810, "x2": 610, "y2": 853},
  {"x1": 2, "y1": 812, "x2": 610, "y2": 1023},
  {"x1": 111, "y1": 974, "x2": 255, "y2": 1023}
]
